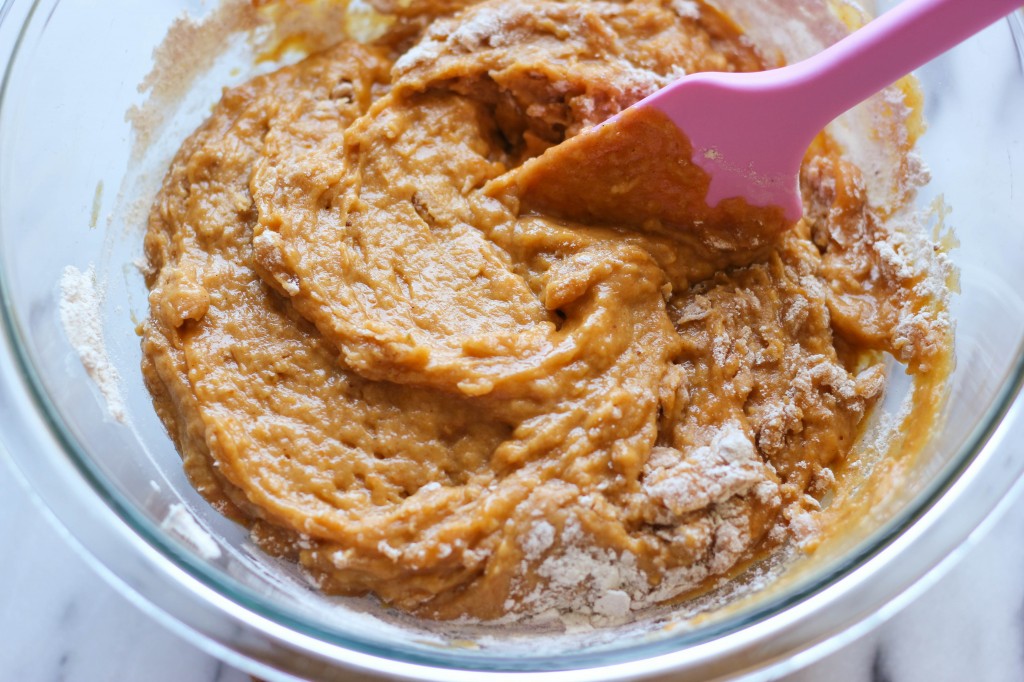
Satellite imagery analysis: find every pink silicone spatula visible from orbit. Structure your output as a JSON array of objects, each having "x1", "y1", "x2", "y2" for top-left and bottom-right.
[
  {"x1": 513, "y1": 0, "x2": 1022, "y2": 241},
  {"x1": 660, "y1": 0, "x2": 1023, "y2": 225}
]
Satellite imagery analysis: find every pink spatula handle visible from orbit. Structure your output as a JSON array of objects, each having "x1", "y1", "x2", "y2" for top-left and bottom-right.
[
  {"x1": 645, "y1": 0, "x2": 1022, "y2": 221},
  {"x1": 789, "y1": 0, "x2": 1023, "y2": 134}
]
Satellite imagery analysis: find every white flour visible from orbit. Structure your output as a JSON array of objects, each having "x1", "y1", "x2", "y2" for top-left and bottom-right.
[
  {"x1": 58, "y1": 265, "x2": 127, "y2": 423},
  {"x1": 161, "y1": 503, "x2": 223, "y2": 560}
]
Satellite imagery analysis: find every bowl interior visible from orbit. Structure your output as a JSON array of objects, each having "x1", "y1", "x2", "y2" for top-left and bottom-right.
[{"x1": 2, "y1": 0, "x2": 1024, "y2": 671}]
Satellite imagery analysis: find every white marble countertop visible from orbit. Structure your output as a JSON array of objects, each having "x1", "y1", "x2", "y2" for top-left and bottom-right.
[{"x1": 2, "y1": 454, "x2": 1023, "y2": 682}]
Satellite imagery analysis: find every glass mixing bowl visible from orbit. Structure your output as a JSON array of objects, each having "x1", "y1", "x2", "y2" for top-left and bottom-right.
[{"x1": 2, "y1": 1, "x2": 1024, "y2": 680}]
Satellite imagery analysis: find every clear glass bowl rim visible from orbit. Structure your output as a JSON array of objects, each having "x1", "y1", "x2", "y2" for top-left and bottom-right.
[{"x1": 2, "y1": 0, "x2": 1024, "y2": 677}]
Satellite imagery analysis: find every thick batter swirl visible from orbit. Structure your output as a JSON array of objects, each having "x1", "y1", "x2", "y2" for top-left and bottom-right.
[{"x1": 142, "y1": 0, "x2": 950, "y2": 621}]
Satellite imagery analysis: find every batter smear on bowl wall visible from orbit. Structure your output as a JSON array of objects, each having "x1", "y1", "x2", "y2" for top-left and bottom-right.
[{"x1": 141, "y1": 0, "x2": 953, "y2": 623}]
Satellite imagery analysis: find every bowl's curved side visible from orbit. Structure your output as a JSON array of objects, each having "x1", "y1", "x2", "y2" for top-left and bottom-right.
[
  {"x1": 2, "y1": 1, "x2": 1024, "y2": 680},
  {"x1": 3, "y1": 316, "x2": 1024, "y2": 682}
]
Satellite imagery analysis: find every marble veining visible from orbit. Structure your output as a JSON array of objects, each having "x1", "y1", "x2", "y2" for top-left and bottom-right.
[{"x1": 871, "y1": 646, "x2": 894, "y2": 682}]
